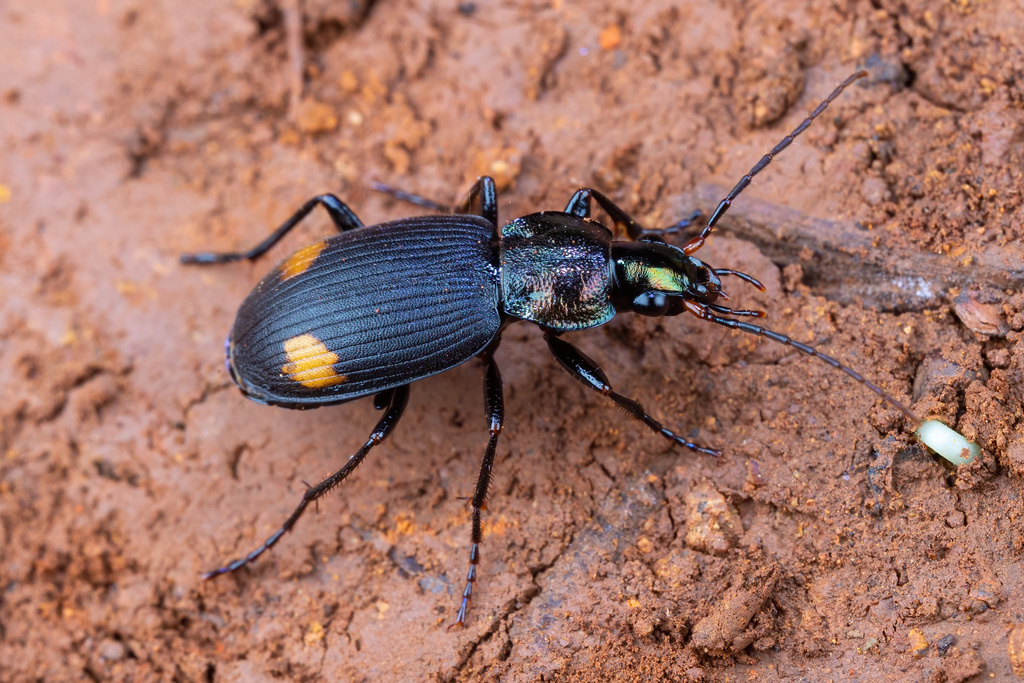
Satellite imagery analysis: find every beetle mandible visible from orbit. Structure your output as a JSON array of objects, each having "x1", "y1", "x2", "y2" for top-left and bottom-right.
[{"x1": 182, "y1": 70, "x2": 919, "y2": 627}]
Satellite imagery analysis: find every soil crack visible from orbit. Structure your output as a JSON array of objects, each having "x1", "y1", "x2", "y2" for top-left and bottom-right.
[{"x1": 448, "y1": 531, "x2": 576, "y2": 680}]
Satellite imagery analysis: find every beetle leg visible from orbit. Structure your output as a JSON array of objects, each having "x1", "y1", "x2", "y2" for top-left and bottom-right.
[
  {"x1": 372, "y1": 176, "x2": 499, "y2": 228},
  {"x1": 563, "y1": 188, "x2": 642, "y2": 238},
  {"x1": 370, "y1": 182, "x2": 448, "y2": 212},
  {"x1": 562, "y1": 189, "x2": 592, "y2": 218},
  {"x1": 564, "y1": 189, "x2": 704, "y2": 242},
  {"x1": 181, "y1": 195, "x2": 365, "y2": 264},
  {"x1": 201, "y1": 385, "x2": 410, "y2": 580},
  {"x1": 545, "y1": 333, "x2": 720, "y2": 456},
  {"x1": 658, "y1": 210, "x2": 705, "y2": 237},
  {"x1": 455, "y1": 176, "x2": 498, "y2": 227},
  {"x1": 451, "y1": 355, "x2": 504, "y2": 628}
]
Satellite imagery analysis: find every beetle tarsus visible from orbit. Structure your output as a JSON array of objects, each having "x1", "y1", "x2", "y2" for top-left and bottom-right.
[
  {"x1": 451, "y1": 356, "x2": 504, "y2": 627},
  {"x1": 371, "y1": 182, "x2": 449, "y2": 212},
  {"x1": 180, "y1": 252, "x2": 247, "y2": 265},
  {"x1": 658, "y1": 209, "x2": 705, "y2": 237}
]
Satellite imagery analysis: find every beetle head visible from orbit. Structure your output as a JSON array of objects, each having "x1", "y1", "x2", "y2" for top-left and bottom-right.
[{"x1": 610, "y1": 237, "x2": 722, "y2": 317}]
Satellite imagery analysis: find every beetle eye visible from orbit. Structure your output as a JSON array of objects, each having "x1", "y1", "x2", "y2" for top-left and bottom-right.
[{"x1": 632, "y1": 291, "x2": 670, "y2": 317}]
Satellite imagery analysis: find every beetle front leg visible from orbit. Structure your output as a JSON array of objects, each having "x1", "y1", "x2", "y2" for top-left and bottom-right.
[
  {"x1": 181, "y1": 194, "x2": 365, "y2": 265},
  {"x1": 451, "y1": 355, "x2": 504, "y2": 628},
  {"x1": 545, "y1": 333, "x2": 720, "y2": 456},
  {"x1": 372, "y1": 176, "x2": 499, "y2": 228},
  {"x1": 563, "y1": 188, "x2": 702, "y2": 242},
  {"x1": 202, "y1": 385, "x2": 410, "y2": 580}
]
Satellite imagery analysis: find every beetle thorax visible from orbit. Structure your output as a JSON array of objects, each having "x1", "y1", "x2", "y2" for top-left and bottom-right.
[{"x1": 499, "y1": 213, "x2": 616, "y2": 331}]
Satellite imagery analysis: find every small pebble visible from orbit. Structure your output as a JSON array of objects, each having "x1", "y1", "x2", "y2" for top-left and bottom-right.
[
  {"x1": 944, "y1": 510, "x2": 966, "y2": 528},
  {"x1": 599, "y1": 24, "x2": 622, "y2": 50},
  {"x1": 1005, "y1": 436, "x2": 1024, "y2": 478},
  {"x1": 952, "y1": 291, "x2": 1008, "y2": 336},
  {"x1": 861, "y1": 177, "x2": 889, "y2": 205},
  {"x1": 98, "y1": 639, "x2": 126, "y2": 662},
  {"x1": 295, "y1": 99, "x2": 338, "y2": 134},
  {"x1": 633, "y1": 614, "x2": 657, "y2": 638},
  {"x1": 908, "y1": 628, "x2": 929, "y2": 658},
  {"x1": 684, "y1": 484, "x2": 741, "y2": 556}
]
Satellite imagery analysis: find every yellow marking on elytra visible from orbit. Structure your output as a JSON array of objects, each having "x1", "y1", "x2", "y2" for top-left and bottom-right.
[
  {"x1": 279, "y1": 241, "x2": 328, "y2": 281},
  {"x1": 282, "y1": 334, "x2": 347, "y2": 388}
]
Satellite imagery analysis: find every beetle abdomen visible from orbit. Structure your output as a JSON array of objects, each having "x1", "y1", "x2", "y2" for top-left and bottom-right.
[{"x1": 229, "y1": 215, "x2": 501, "y2": 406}]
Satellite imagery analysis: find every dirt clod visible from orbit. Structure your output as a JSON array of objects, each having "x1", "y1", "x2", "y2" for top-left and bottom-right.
[{"x1": 294, "y1": 98, "x2": 339, "y2": 134}]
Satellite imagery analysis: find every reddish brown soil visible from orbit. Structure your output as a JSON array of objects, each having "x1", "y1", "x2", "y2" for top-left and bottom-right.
[{"x1": 2, "y1": 0, "x2": 1023, "y2": 681}]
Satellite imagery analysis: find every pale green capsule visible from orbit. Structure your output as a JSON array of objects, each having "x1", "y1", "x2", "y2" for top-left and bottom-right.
[{"x1": 916, "y1": 420, "x2": 981, "y2": 465}]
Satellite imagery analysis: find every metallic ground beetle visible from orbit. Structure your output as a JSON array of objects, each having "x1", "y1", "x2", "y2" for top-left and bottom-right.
[{"x1": 182, "y1": 71, "x2": 919, "y2": 627}]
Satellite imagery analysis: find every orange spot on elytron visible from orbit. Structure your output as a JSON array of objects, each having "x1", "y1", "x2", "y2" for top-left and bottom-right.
[
  {"x1": 279, "y1": 241, "x2": 328, "y2": 281},
  {"x1": 281, "y1": 334, "x2": 347, "y2": 389}
]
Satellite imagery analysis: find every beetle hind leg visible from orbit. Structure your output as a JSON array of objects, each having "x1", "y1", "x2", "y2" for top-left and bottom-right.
[
  {"x1": 370, "y1": 182, "x2": 448, "y2": 212},
  {"x1": 373, "y1": 176, "x2": 498, "y2": 228},
  {"x1": 201, "y1": 385, "x2": 410, "y2": 580},
  {"x1": 451, "y1": 355, "x2": 504, "y2": 628},
  {"x1": 181, "y1": 194, "x2": 365, "y2": 265},
  {"x1": 545, "y1": 333, "x2": 720, "y2": 456}
]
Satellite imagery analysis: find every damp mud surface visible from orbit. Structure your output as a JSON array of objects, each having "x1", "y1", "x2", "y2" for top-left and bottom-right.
[{"x1": 2, "y1": 1, "x2": 1023, "y2": 681}]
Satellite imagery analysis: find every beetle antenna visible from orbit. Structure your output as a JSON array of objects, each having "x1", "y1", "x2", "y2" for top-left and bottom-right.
[
  {"x1": 683, "y1": 301, "x2": 921, "y2": 427},
  {"x1": 707, "y1": 303, "x2": 766, "y2": 318},
  {"x1": 681, "y1": 71, "x2": 868, "y2": 256}
]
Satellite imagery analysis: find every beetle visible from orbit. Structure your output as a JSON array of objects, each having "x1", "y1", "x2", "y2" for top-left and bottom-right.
[{"x1": 182, "y1": 70, "x2": 919, "y2": 627}]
